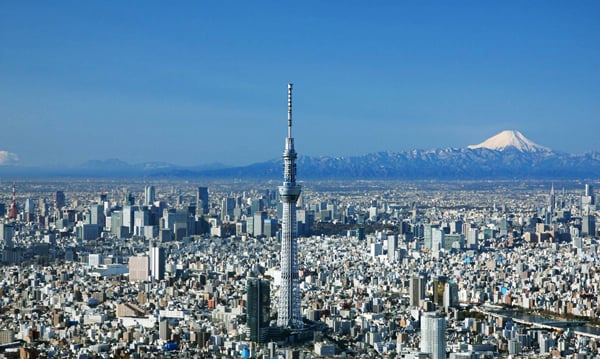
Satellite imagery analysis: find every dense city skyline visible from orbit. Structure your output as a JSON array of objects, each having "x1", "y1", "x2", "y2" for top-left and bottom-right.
[{"x1": 1, "y1": 2, "x2": 599, "y2": 167}]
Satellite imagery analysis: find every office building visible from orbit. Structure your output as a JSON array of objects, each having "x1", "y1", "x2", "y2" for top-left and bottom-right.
[
  {"x1": 144, "y1": 185, "x2": 155, "y2": 206},
  {"x1": 253, "y1": 211, "x2": 267, "y2": 237},
  {"x1": 149, "y1": 242, "x2": 166, "y2": 281},
  {"x1": 0, "y1": 223, "x2": 15, "y2": 248},
  {"x1": 582, "y1": 215, "x2": 596, "y2": 237},
  {"x1": 55, "y1": 191, "x2": 66, "y2": 209},
  {"x1": 431, "y1": 227, "x2": 445, "y2": 252},
  {"x1": 221, "y1": 197, "x2": 236, "y2": 222},
  {"x1": 247, "y1": 278, "x2": 270, "y2": 343},
  {"x1": 424, "y1": 223, "x2": 439, "y2": 250},
  {"x1": 129, "y1": 256, "x2": 150, "y2": 282},
  {"x1": 410, "y1": 275, "x2": 426, "y2": 307},
  {"x1": 264, "y1": 218, "x2": 277, "y2": 238},
  {"x1": 387, "y1": 234, "x2": 398, "y2": 261},
  {"x1": 90, "y1": 204, "x2": 105, "y2": 229},
  {"x1": 420, "y1": 313, "x2": 446, "y2": 359},
  {"x1": 443, "y1": 282, "x2": 459, "y2": 308},
  {"x1": 196, "y1": 187, "x2": 209, "y2": 215}
]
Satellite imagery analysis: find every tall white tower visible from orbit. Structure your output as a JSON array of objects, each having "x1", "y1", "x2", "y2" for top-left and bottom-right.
[{"x1": 277, "y1": 83, "x2": 303, "y2": 329}]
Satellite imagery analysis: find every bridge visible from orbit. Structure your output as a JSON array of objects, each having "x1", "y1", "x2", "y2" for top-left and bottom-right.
[{"x1": 474, "y1": 306, "x2": 600, "y2": 339}]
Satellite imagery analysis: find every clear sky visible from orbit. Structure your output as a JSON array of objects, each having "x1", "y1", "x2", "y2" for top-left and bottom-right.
[{"x1": 1, "y1": 1, "x2": 599, "y2": 167}]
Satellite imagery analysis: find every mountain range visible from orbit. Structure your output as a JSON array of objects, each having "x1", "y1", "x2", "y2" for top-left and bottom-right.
[{"x1": 1, "y1": 130, "x2": 599, "y2": 179}]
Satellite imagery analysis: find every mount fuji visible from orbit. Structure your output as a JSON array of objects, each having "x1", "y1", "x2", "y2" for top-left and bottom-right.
[{"x1": 468, "y1": 130, "x2": 551, "y2": 153}]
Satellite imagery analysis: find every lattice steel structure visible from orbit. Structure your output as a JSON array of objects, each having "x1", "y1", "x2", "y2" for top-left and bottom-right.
[{"x1": 276, "y1": 83, "x2": 303, "y2": 329}]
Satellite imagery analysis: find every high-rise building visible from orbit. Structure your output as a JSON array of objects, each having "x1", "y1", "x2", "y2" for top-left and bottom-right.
[
  {"x1": 24, "y1": 198, "x2": 35, "y2": 222},
  {"x1": 423, "y1": 223, "x2": 439, "y2": 250},
  {"x1": 443, "y1": 282, "x2": 459, "y2": 308},
  {"x1": 221, "y1": 197, "x2": 236, "y2": 222},
  {"x1": 431, "y1": 227, "x2": 445, "y2": 252},
  {"x1": 55, "y1": 191, "x2": 66, "y2": 210},
  {"x1": 125, "y1": 193, "x2": 135, "y2": 206},
  {"x1": 387, "y1": 234, "x2": 398, "y2": 261},
  {"x1": 110, "y1": 210, "x2": 125, "y2": 237},
  {"x1": 585, "y1": 183, "x2": 595, "y2": 203},
  {"x1": 420, "y1": 313, "x2": 446, "y2": 359},
  {"x1": 409, "y1": 275, "x2": 426, "y2": 307},
  {"x1": 264, "y1": 218, "x2": 278, "y2": 238},
  {"x1": 24, "y1": 198, "x2": 35, "y2": 215},
  {"x1": 134, "y1": 208, "x2": 150, "y2": 236},
  {"x1": 144, "y1": 185, "x2": 155, "y2": 206},
  {"x1": 466, "y1": 227, "x2": 478, "y2": 249},
  {"x1": 432, "y1": 276, "x2": 448, "y2": 307},
  {"x1": 582, "y1": 183, "x2": 596, "y2": 214},
  {"x1": 90, "y1": 204, "x2": 106, "y2": 229},
  {"x1": 149, "y1": 242, "x2": 166, "y2": 281},
  {"x1": 549, "y1": 183, "x2": 556, "y2": 217},
  {"x1": 196, "y1": 187, "x2": 209, "y2": 215},
  {"x1": 0, "y1": 223, "x2": 15, "y2": 248},
  {"x1": 582, "y1": 215, "x2": 596, "y2": 237},
  {"x1": 277, "y1": 83, "x2": 303, "y2": 329},
  {"x1": 253, "y1": 211, "x2": 267, "y2": 237},
  {"x1": 247, "y1": 278, "x2": 271, "y2": 343},
  {"x1": 129, "y1": 256, "x2": 150, "y2": 282},
  {"x1": 38, "y1": 198, "x2": 47, "y2": 217},
  {"x1": 159, "y1": 318, "x2": 170, "y2": 341},
  {"x1": 122, "y1": 205, "x2": 137, "y2": 236}
]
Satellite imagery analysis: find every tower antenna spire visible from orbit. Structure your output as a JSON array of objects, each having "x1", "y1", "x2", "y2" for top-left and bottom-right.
[{"x1": 287, "y1": 83, "x2": 293, "y2": 138}]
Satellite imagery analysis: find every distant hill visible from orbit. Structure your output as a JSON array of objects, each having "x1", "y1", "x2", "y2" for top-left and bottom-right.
[
  {"x1": 1, "y1": 130, "x2": 599, "y2": 179},
  {"x1": 197, "y1": 130, "x2": 600, "y2": 179},
  {"x1": 199, "y1": 148, "x2": 600, "y2": 180}
]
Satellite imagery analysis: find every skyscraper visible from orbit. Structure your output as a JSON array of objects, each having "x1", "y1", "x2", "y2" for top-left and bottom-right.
[
  {"x1": 196, "y1": 187, "x2": 209, "y2": 215},
  {"x1": 420, "y1": 313, "x2": 446, "y2": 359},
  {"x1": 409, "y1": 275, "x2": 426, "y2": 307},
  {"x1": 582, "y1": 215, "x2": 596, "y2": 237},
  {"x1": 549, "y1": 183, "x2": 556, "y2": 215},
  {"x1": 221, "y1": 197, "x2": 236, "y2": 222},
  {"x1": 149, "y1": 242, "x2": 166, "y2": 282},
  {"x1": 277, "y1": 83, "x2": 303, "y2": 329},
  {"x1": 247, "y1": 278, "x2": 271, "y2": 343},
  {"x1": 144, "y1": 185, "x2": 155, "y2": 206},
  {"x1": 55, "y1": 191, "x2": 66, "y2": 210}
]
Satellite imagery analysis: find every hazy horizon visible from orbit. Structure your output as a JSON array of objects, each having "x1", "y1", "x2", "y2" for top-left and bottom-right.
[{"x1": 2, "y1": 2, "x2": 599, "y2": 167}]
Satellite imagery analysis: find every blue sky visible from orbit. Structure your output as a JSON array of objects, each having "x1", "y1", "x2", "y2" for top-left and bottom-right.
[{"x1": 1, "y1": 1, "x2": 599, "y2": 166}]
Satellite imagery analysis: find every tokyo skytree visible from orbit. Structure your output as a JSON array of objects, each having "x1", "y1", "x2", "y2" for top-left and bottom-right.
[{"x1": 276, "y1": 83, "x2": 303, "y2": 329}]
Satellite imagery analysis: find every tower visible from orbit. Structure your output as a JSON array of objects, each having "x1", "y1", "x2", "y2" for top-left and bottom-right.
[
  {"x1": 277, "y1": 83, "x2": 303, "y2": 329},
  {"x1": 8, "y1": 183, "x2": 18, "y2": 220}
]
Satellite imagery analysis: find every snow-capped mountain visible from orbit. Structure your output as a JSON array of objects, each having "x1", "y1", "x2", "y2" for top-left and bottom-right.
[
  {"x1": 467, "y1": 130, "x2": 551, "y2": 153},
  {"x1": 2, "y1": 130, "x2": 599, "y2": 179}
]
